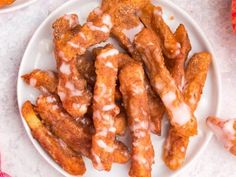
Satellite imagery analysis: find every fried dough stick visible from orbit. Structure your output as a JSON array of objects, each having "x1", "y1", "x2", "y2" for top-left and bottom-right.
[
  {"x1": 21, "y1": 101, "x2": 86, "y2": 175},
  {"x1": 22, "y1": 69, "x2": 58, "y2": 93},
  {"x1": 163, "y1": 52, "x2": 211, "y2": 170},
  {"x1": 165, "y1": 24, "x2": 192, "y2": 87},
  {"x1": 134, "y1": 28, "x2": 197, "y2": 137},
  {"x1": 110, "y1": 10, "x2": 165, "y2": 135},
  {"x1": 0, "y1": 0, "x2": 15, "y2": 8},
  {"x1": 91, "y1": 44, "x2": 120, "y2": 171},
  {"x1": 57, "y1": 9, "x2": 113, "y2": 62},
  {"x1": 35, "y1": 94, "x2": 130, "y2": 164},
  {"x1": 53, "y1": 14, "x2": 92, "y2": 118},
  {"x1": 21, "y1": 69, "x2": 127, "y2": 136},
  {"x1": 119, "y1": 62, "x2": 154, "y2": 177},
  {"x1": 139, "y1": 3, "x2": 181, "y2": 59},
  {"x1": 206, "y1": 116, "x2": 236, "y2": 155}
]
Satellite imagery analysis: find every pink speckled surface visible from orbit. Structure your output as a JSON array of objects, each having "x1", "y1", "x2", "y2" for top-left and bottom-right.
[{"x1": 0, "y1": 0, "x2": 236, "y2": 177}]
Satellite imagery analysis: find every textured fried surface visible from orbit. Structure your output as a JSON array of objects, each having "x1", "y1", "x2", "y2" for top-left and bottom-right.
[
  {"x1": 135, "y1": 28, "x2": 197, "y2": 137},
  {"x1": 58, "y1": 10, "x2": 113, "y2": 61},
  {"x1": 91, "y1": 44, "x2": 120, "y2": 171},
  {"x1": 139, "y1": 4, "x2": 181, "y2": 59},
  {"x1": 35, "y1": 94, "x2": 92, "y2": 157},
  {"x1": 165, "y1": 24, "x2": 192, "y2": 87},
  {"x1": 35, "y1": 94, "x2": 130, "y2": 163},
  {"x1": 184, "y1": 52, "x2": 212, "y2": 110},
  {"x1": 207, "y1": 116, "x2": 236, "y2": 155},
  {"x1": 119, "y1": 62, "x2": 154, "y2": 177},
  {"x1": 53, "y1": 14, "x2": 92, "y2": 118},
  {"x1": 22, "y1": 69, "x2": 58, "y2": 94},
  {"x1": 163, "y1": 52, "x2": 211, "y2": 170},
  {"x1": 21, "y1": 101, "x2": 86, "y2": 175}
]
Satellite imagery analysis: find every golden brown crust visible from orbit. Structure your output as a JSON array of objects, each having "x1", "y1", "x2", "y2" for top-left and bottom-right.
[
  {"x1": 53, "y1": 14, "x2": 92, "y2": 118},
  {"x1": 165, "y1": 24, "x2": 192, "y2": 87},
  {"x1": 21, "y1": 101, "x2": 86, "y2": 175},
  {"x1": 139, "y1": 3, "x2": 181, "y2": 59},
  {"x1": 91, "y1": 44, "x2": 120, "y2": 171},
  {"x1": 163, "y1": 52, "x2": 211, "y2": 170},
  {"x1": 119, "y1": 62, "x2": 154, "y2": 177},
  {"x1": 22, "y1": 69, "x2": 58, "y2": 94},
  {"x1": 135, "y1": 28, "x2": 197, "y2": 137},
  {"x1": 184, "y1": 52, "x2": 212, "y2": 110}
]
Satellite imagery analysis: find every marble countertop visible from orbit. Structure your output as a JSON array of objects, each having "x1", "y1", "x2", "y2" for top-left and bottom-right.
[{"x1": 0, "y1": 0, "x2": 236, "y2": 176}]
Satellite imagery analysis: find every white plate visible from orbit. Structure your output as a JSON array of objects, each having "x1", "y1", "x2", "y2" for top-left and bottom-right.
[
  {"x1": 0, "y1": 0, "x2": 37, "y2": 14},
  {"x1": 17, "y1": 0, "x2": 221, "y2": 176}
]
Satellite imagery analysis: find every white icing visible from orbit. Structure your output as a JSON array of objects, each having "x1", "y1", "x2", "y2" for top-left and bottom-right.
[
  {"x1": 79, "y1": 32, "x2": 86, "y2": 40},
  {"x1": 73, "y1": 103, "x2": 87, "y2": 113},
  {"x1": 154, "y1": 9, "x2": 162, "y2": 16},
  {"x1": 58, "y1": 91, "x2": 66, "y2": 101},
  {"x1": 59, "y1": 62, "x2": 71, "y2": 75},
  {"x1": 91, "y1": 150, "x2": 104, "y2": 171},
  {"x1": 131, "y1": 121, "x2": 149, "y2": 131},
  {"x1": 96, "y1": 140, "x2": 114, "y2": 153},
  {"x1": 122, "y1": 23, "x2": 144, "y2": 42},
  {"x1": 207, "y1": 119, "x2": 234, "y2": 150},
  {"x1": 87, "y1": 22, "x2": 110, "y2": 33},
  {"x1": 180, "y1": 146, "x2": 185, "y2": 153},
  {"x1": 134, "y1": 131, "x2": 146, "y2": 138},
  {"x1": 52, "y1": 105, "x2": 59, "y2": 111},
  {"x1": 29, "y1": 78, "x2": 37, "y2": 87},
  {"x1": 104, "y1": 61, "x2": 115, "y2": 69},
  {"x1": 102, "y1": 14, "x2": 112, "y2": 29},
  {"x1": 46, "y1": 96, "x2": 56, "y2": 103},
  {"x1": 102, "y1": 104, "x2": 116, "y2": 111},
  {"x1": 171, "y1": 103, "x2": 192, "y2": 125},
  {"x1": 97, "y1": 49, "x2": 119, "y2": 59},
  {"x1": 162, "y1": 91, "x2": 176, "y2": 106},
  {"x1": 58, "y1": 51, "x2": 68, "y2": 61},
  {"x1": 67, "y1": 41, "x2": 80, "y2": 48},
  {"x1": 133, "y1": 154, "x2": 147, "y2": 165},
  {"x1": 132, "y1": 85, "x2": 144, "y2": 95},
  {"x1": 63, "y1": 14, "x2": 77, "y2": 28},
  {"x1": 65, "y1": 81, "x2": 83, "y2": 96},
  {"x1": 155, "y1": 81, "x2": 165, "y2": 90},
  {"x1": 223, "y1": 120, "x2": 236, "y2": 137}
]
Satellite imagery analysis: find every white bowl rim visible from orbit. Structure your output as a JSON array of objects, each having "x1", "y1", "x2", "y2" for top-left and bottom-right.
[{"x1": 16, "y1": 0, "x2": 222, "y2": 176}]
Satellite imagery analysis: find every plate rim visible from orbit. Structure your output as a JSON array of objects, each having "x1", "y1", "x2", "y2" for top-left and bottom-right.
[
  {"x1": 16, "y1": 0, "x2": 222, "y2": 176},
  {"x1": 0, "y1": 0, "x2": 38, "y2": 14}
]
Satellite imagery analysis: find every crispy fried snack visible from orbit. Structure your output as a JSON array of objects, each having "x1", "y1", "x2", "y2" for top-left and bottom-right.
[
  {"x1": 165, "y1": 24, "x2": 192, "y2": 87},
  {"x1": 119, "y1": 62, "x2": 154, "y2": 177},
  {"x1": 58, "y1": 10, "x2": 113, "y2": 62},
  {"x1": 134, "y1": 28, "x2": 197, "y2": 137},
  {"x1": 102, "y1": 1, "x2": 165, "y2": 135},
  {"x1": 139, "y1": 3, "x2": 181, "y2": 59},
  {"x1": 0, "y1": 0, "x2": 15, "y2": 7},
  {"x1": 163, "y1": 52, "x2": 211, "y2": 170},
  {"x1": 183, "y1": 52, "x2": 212, "y2": 110},
  {"x1": 21, "y1": 101, "x2": 86, "y2": 175},
  {"x1": 35, "y1": 94, "x2": 130, "y2": 163},
  {"x1": 91, "y1": 44, "x2": 120, "y2": 171},
  {"x1": 21, "y1": 69, "x2": 127, "y2": 136},
  {"x1": 35, "y1": 94, "x2": 92, "y2": 157},
  {"x1": 118, "y1": 45, "x2": 165, "y2": 135},
  {"x1": 207, "y1": 116, "x2": 236, "y2": 155},
  {"x1": 22, "y1": 69, "x2": 58, "y2": 94},
  {"x1": 53, "y1": 14, "x2": 92, "y2": 118}
]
